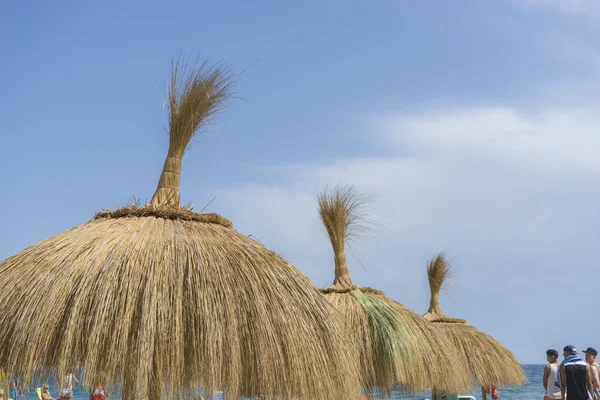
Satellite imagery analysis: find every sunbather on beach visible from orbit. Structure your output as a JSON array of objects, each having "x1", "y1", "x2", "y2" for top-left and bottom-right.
[
  {"x1": 41, "y1": 384, "x2": 56, "y2": 400},
  {"x1": 10, "y1": 378, "x2": 23, "y2": 400},
  {"x1": 90, "y1": 384, "x2": 107, "y2": 400},
  {"x1": 484, "y1": 384, "x2": 500, "y2": 399},
  {"x1": 59, "y1": 372, "x2": 78, "y2": 399}
]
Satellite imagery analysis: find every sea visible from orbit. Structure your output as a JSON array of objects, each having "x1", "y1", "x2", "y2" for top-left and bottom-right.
[
  {"x1": 15, "y1": 365, "x2": 544, "y2": 400},
  {"x1": 391, "y1": 364, "x2": 543, "y2": 400}
]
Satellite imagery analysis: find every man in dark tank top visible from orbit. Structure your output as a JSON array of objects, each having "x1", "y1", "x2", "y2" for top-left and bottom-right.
[{"x1": 559, "y1": 345, "x2": 593, "y2": 400}]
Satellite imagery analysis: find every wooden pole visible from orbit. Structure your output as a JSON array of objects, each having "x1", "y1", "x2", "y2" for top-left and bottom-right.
[{"x1": 481, "y1": 386, "x2": 487, "y2": 400}]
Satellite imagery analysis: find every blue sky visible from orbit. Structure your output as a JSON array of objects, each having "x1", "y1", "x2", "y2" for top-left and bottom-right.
[{"x1": 2, "y1": 0, "x2": 600, "y2": 364}]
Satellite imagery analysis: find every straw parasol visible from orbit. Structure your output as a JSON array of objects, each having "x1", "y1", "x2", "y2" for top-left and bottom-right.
[
  {"x1": 423, "y1": 253, "x2": 527, "y2": 398},
  {"x1": 0, "y1": 56, "x2": 361, "y2": 400},
  {"x1": 317, "y1": 185, "x2": 474, "y2": 397}
]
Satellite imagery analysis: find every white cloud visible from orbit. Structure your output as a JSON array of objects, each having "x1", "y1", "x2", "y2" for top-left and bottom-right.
[
  {"x1": 205, "y1": 105, "x2": 600, "y2": 362},
  {"x1": 376, "y1": 106, "x2": 600, "y2": 172}
]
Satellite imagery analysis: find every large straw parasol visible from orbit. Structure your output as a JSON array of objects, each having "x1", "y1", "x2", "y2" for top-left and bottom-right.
[
  {"x1": 0, "y1": 56, "x2": 361, "y2": 400},
  {"x1": 317, "y1": 185, "x2": 474, "y2": 397},
  {"x1": 423, "y1": 253, "x2": 527, "y2": 397}
]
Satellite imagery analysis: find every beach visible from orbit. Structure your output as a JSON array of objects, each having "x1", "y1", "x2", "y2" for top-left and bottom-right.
[{"x1": 15, "y1": 364, "x2": 542, "y2": 399}]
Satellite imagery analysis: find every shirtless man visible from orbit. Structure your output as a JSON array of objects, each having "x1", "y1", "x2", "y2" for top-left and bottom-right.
[
  {"x1": 584, "y1": 347, "x2": 600, "y2": 399},
  {"x1": 41, "y1": 384, "x2": 56, "y2": 400}
]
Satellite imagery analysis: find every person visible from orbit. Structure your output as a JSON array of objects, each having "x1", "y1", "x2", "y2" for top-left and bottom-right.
[
  {"x1": 90, "y1": 384, "x2": 107, "y2": 400},
  {"x1": 41, "y1": 384, "x2": 57, "y2": 400},
  {"x1": 484, "y1": 384, "x2": 500, "y2": 399},
  {"x1": 555, "y1": 345, "x2": 593, "y2": 400},
  {"x1": 0, "y1": 388, "x2": 14, "y2": 400},
  {"x1": 9, "y1": 377, "x2": 23, "y2": 400},
  {"x1": 59, "y1": 372, "x2": 79, "y2": 399},
  {"x1": 544, "y1": 349, "x2": 562, "y2": 400},
  {"x1": 584, "y1": 347, "x2": 600, "y2": 399}
]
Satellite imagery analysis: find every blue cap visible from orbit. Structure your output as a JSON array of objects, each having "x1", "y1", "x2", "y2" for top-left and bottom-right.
[{"x1": 564, "y1": 345, "x2": 577, "y2": 353}]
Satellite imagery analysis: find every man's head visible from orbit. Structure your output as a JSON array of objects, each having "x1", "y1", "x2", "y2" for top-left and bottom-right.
[
  {"x1": 547, "y1": 348, "x2": 559, "y2": 363},
  {"x1": 42, "y1": 384, "x2": 49, "y2": 393},
  {"x1": 584, "y1": 347, "x2": 598, "y2": 363},
  {"x1": 563, "y1": 345, "x2": 577, "y2": 358}
]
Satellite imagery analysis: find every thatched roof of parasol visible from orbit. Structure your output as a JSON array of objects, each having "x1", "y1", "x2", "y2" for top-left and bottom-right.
[
  {"x1": 0, "y1": 55, "x2": 361, "y2": 400},
  {"x1": 423, "y1": 253, "x2": 527, "y2": 388},
  {"x1": 317, "y1": 185, "x2": 474, "y2": 396}
]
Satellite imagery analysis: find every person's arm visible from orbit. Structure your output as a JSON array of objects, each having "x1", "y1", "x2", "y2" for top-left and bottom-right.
[
  {"x1": 543, "y1": 364, "x2": 551, "y2": 391},
  {"x1": 593, "y1": 365, "x2": 600, "y2": 389},
  {"x1": 587, "y1": 365, "x2": 594, "y2": 398},
  {"x1": 561, "y1": 365, "x2": 567, "y2": 400}
]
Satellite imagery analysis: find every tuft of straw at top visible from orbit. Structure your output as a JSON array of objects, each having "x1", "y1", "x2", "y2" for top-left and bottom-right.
[
  {"x1": 424, "y1": 252, "x2": 466, "y2": 323},
  {"x1": 318, "y1": 184, "x2": 369, "y2": 290},
  {"x1": 427, "y1": 252, "x2": 450, "y2": 315},
  {"x1": 150, "y1": 54, "x2": 236, "y2": 207}
]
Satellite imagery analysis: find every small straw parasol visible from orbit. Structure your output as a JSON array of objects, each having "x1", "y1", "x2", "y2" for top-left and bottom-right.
[
  {"x1": 317, "y1": 185, "x2": 474, "y2": 397},
  {"x1": 423, "y1": 253, "x2": 527, "y2": 398},
  {"x1": 0, "y1": 55, "x2": 361, "y2": 400}
]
